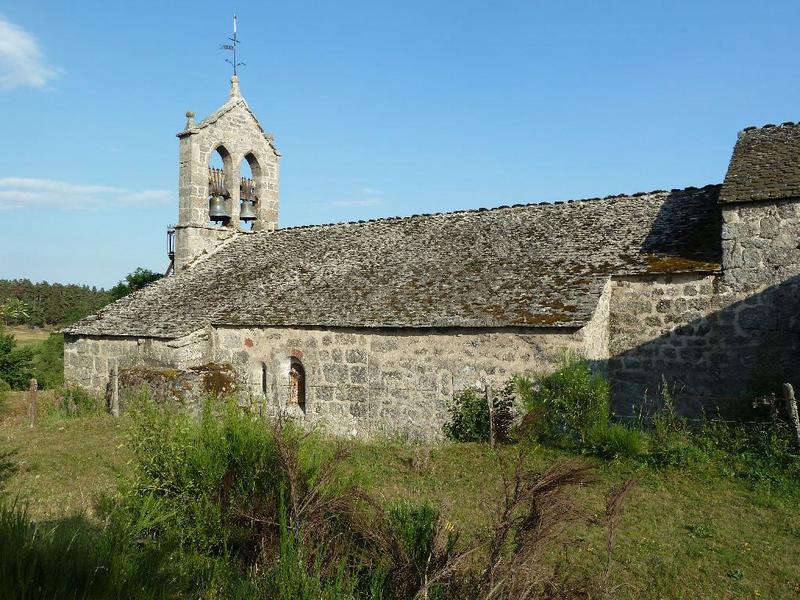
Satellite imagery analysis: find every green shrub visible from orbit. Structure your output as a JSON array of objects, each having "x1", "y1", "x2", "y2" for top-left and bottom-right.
[
  {"x1": 0, "y1": 378, "x2": 9, "y2": 413},
  {"x1": 585, "y1": 422, "x2": 649, "y2": 459},
  {"x1": 387, "y1": 500, "x2": 441, "y2": 578},
  {"x1": 0, "y1": 326, "x2": 33, "y2": 389},
  {"x1": 262, "y1": 509, "x2": 359, "y2": 600},
  {"x1": 116, "y1": 397, "x2": 375, "y2": 596},
  {"x1": 122, "y1": 399, "x2": 284, "y2": 554},
  {"x1": 31, "y1": 333, "x2": 64, "y2": 390},
  {"x1": 66, "y1": 385, "x2": 103, "y2": 413},
  {"x1": 443, "y1": 384, "x2": 513, "y2": 443},
  {"x1": 382, "y1": 499, "x2": 458, "y2": 599},
  {"x1": 517, "y1": 355, "x2": 610, "y2": 445},
  {"x1": 650, "y1": 434, "x2": 704, "y2": 468}
]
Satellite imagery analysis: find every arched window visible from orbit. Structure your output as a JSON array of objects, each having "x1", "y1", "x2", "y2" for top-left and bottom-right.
[
  {"x1": 239, "y1": 152, "x2": 261, "y2": 231},
  {"x1": 289, "y1": 357, "x2": 306, "y2": 410},
  {"x1": 261, "y1": 363, "x2": 268, "y2": 396},
  {"x1": 208, "y1": 145, "x2": 232, "y2": 226}
]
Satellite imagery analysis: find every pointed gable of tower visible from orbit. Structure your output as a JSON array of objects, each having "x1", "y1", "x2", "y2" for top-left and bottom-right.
[{"x1": 173, "y1": 76, "x2": 280, "y2": 272}]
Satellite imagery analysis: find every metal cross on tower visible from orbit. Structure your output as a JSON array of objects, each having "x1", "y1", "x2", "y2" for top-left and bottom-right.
[{"x1": 220, "y1": 14, "x2": 245, "y2": 76}]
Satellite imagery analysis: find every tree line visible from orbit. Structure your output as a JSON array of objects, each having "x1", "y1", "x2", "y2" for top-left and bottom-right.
[
  {"x1": 0, "y1": 268, "x2": 164, "y2": 390},
  {"x1": 0, "y1": 268, "x2": 163, "y2": 327},
  {"x1": 0, "y1": 280, "x2": 111, "y2": 327}
]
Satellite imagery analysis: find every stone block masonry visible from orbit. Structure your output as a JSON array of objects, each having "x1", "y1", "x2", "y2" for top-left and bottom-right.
[
  {"x1": 721, "y1": 199, "x2": 800, "y2": 293},
  {"x1": 208, "y1": 326, "x2": 593, "y2": 439},
  {"x1": 601, "y1": 197, "x2": 800, "y2": 418},
  {"x1": 65, "y1": 325, "x2": 593, "y2": 440},
  {"x1": 606, "y1": 274, "x2": 720, "y2": 416},
  {"x1": 174, "y1": 76, "x2": 280, "y2": 271},
  {"x1": 64, "y1": 328, "x2": 212, "y2": 393}
]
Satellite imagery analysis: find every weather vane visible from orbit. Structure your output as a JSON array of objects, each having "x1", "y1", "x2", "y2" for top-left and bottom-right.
[{"x1": 220, "y1": 14, "x2": 245, "y2": 76}]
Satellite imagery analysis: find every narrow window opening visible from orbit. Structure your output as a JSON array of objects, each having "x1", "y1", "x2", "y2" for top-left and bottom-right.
[
  {"x1": 289, "y1": 357, "x2": 306, "y2": 411},
  {"x1": 261, "y1": 363, "x2": 268, "y2": 395},
  {"x1": 208, "y1": 146, "x2": 231, "y2": 227},
  {"x1": 239, "y1": 154, "x2": 260, "y2": 231}
]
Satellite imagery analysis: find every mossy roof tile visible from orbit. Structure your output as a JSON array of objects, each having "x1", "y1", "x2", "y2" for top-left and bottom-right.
[
  {"x1": 721, "y1": 123, "x2": 800, "y2": 204},
  {"x1": 65, "y1": 186, "x2": 721, "y2": 338}
]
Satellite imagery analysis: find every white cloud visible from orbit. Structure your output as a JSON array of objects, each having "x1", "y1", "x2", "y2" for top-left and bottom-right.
[
  {"x1": 0, "y1": 16, "x2": 58, "y2": 90},
  {"x1": 328, "y1": 187, "x2": 386, "y2": 208},
  {"x1": 117, "y1": 190, "x2": 172, "y2": 205},
  {"x1": 0, "y1": 177, "x2": 172, "y2": 210},
  {"x1": 330, "y1": 198, "x2": 383, "y2": 207}
]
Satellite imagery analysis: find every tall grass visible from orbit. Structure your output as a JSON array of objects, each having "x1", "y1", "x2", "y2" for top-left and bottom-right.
[
  {"x1": 119, "y1": 398, "x2": 373, "y2": 596},
  {"x1": 0, "y1": 391, "x2": 638, "y2": 599},
  {"x1": 0, "y1": 501, "x2": 169, "y2": 599},
  {"x1": 116, "y1": 396, "x2": 628, "y2": 599}
]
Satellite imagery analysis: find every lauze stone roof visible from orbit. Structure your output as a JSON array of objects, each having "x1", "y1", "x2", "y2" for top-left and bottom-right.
[
  {"x1": 65, "y1": 186, "x2": 721, "y2": 339},
  {"x1": 720, "y1": 122, "x2": 800, "y2": 204}
]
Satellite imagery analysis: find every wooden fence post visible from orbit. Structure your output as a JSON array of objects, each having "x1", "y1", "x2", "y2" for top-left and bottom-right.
[
  {"x1": 486, "y1": 384, "x2": 496, "y2": 448},
  {"x1": 781, "y1": 383, "x2": 800, "y2": 452},
  {"x1": 110, "y1": 364, "x2": 120, "y2": 417},
  {"x1": 28, "y1": 378, "x2": 38, "y2": 428}
]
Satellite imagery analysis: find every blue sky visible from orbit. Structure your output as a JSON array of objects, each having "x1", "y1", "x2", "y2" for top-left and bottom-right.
[{"x1": 1, "y1": 1, "x2": 799, "y2": 288}]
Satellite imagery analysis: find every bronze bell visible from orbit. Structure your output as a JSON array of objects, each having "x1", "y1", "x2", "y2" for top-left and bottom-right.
[
  {"x1": 239, "y1": 199, "x2": 257, "y2": 222},
  {"x1": 209, "y1": 195, "x2": 230, "y2": 223}
]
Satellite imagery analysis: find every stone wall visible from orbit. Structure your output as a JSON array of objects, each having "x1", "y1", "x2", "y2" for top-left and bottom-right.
[
  {"x1": 717, "y1": 198, "x2": 800, "y2": 399},
  {"x1": 65, "y1": 196, "x2": 800, "y2": 432},
  {"x1": 721, "y1": 199, "x2": 800, "y2": 292},
  {"x1": 64, "y1": 328, "x2": 212, "y2": 394},
  {"x1": 117, "y1": 363, "x2": 237, "y2": 415},
  {"x1": 66, "y1": 325, "x2": 595, "y2": 440},
  {"x1": 606, "y1": 274, "x2": 720, "y2": 416},
  {"x1": 582, "y1": 279, "x2": 612, "y2": 364},
  {"x1": 173, "y1": 225, "x2": 241, "y2": 270},
  {"x1": 210, "y1": 326, "x2": 589, "y2": 439},
  {"x1": 605, "y1": 197, "x2": 800, "y2": 417}
]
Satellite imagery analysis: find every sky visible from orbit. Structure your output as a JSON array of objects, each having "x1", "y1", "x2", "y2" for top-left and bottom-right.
[{"x1": 1, "y1": 1, "x2": 799, "y2": 288}]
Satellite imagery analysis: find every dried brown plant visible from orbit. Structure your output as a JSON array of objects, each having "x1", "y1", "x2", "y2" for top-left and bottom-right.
[{"x1": 477, "y1": 449, "x2": 594, "y2": 600}]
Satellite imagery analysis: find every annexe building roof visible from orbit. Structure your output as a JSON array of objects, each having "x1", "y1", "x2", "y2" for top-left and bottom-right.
[
  {"x1": 64, "y1": 185, "x2": 722, "y2": 339},
  {"x1": 720, "y1": 122, "x2": 800, "y2": 204}
]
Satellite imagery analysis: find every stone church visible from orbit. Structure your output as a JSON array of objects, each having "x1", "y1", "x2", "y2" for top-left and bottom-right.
[{"x1": 64, "y1": 76, "x2": 800, "y2": 438}]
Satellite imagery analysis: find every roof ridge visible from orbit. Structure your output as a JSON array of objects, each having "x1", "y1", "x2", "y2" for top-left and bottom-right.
[
  {"x1": 739, "y1": 121, "x2": 800, "y2": 135},
  {"x1": 266, "y1": 183, "x2": 721, "y2": 235}
]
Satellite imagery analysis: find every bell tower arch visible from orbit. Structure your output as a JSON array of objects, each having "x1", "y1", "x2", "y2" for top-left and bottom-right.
[{"x1": 172, "y1": 75, "x2": 280, "y2": 272}]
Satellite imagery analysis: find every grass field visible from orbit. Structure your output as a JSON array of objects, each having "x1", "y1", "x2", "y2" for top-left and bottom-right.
[
  {"x1": 1, "y1": 391, "x2": 799, "y2": 599},
  {"x1": 6, "y1": 326, "x2": 55, "y2": 348}
]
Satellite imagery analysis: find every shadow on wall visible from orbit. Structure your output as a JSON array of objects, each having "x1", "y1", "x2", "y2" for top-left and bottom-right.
[
  {"x1": 640, "y1": 186, "x2": 722, "y2": 267},
  {"x1": 604, "y1": 272, "x2": 800, "y2": 420}
]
